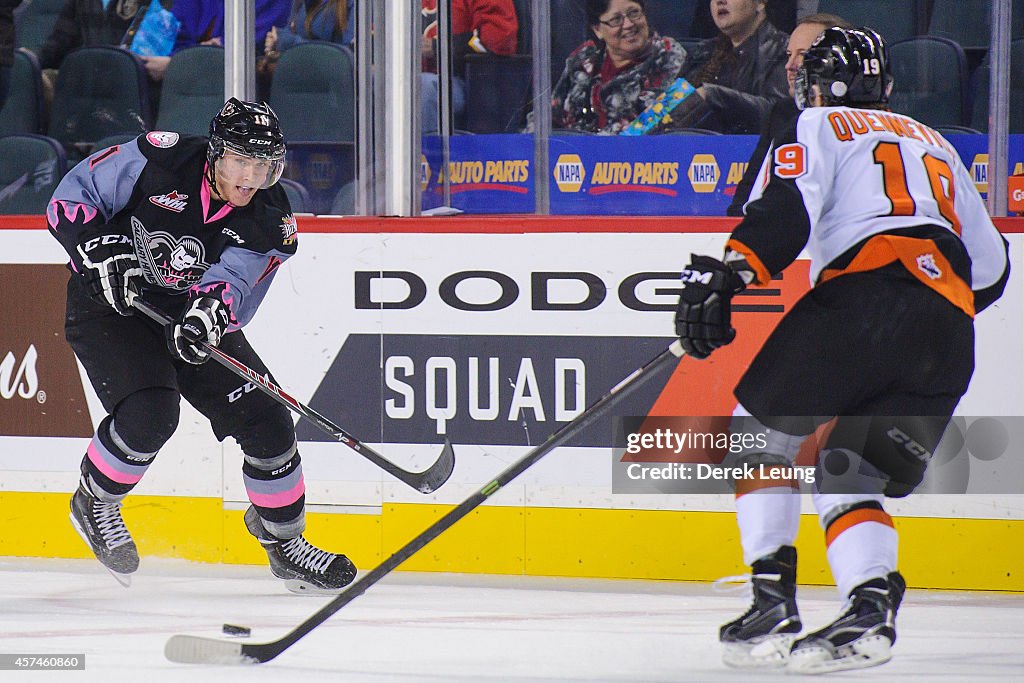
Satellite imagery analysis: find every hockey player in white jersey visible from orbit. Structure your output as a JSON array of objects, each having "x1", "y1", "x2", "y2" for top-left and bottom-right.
[{"x1": 674, "y1": 27, "x2": 1009, "y2": 673}]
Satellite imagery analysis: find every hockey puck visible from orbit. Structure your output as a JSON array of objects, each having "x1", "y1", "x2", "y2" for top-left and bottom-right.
[{"x1": 222, "y1": 623, "x2": 251, "y2": 637}]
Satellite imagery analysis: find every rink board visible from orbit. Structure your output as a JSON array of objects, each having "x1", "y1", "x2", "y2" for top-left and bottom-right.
[{"x1": 1, "y1": 216, "x2": 1022, "y2": 591}]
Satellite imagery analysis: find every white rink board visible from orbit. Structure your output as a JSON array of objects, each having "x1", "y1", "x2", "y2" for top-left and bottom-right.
[{"x1": 2, "y1": 228, "x2": 1022, "y2": 520}]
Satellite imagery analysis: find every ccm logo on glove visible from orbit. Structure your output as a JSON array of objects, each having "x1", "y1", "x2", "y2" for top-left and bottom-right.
[{"x1": 168, "y1": 297, "x2": 230, "y2": 365}]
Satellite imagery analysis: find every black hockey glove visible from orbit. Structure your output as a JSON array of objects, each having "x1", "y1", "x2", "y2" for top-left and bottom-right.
[
  {"x1": 75, "y1": 233, "x2": 142, "y2": 316},
  {"x1": 168, "y1": 296, "x2": 230, "y2": 365},
  {"x1": 675, "y1": 255, "x2": 747, "y2": 359}
]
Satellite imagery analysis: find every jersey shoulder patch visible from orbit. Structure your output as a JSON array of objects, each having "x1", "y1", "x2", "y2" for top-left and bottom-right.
[
  {"x1": 144, "y1": 131, "x2": 180, "y2": 148},
  {"x1": 138, "y1": 134, "x2": 208, "y2": 168},
  {"x1": 223, "y1": 187, "x2": 298, "y2": 255}
]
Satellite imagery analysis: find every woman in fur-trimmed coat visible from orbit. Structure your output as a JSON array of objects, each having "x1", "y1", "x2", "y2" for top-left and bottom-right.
[{"x1": 550, "y1": 0, "x2": 686, "y2": 135}]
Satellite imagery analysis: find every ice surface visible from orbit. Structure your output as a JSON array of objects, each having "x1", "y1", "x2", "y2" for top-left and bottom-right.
[{"x1": 0, "y1": 557, "x2": 1020, "y2": 682}]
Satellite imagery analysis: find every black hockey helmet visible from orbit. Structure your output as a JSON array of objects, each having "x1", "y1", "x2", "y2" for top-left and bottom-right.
[
  {"x1": 207, "y1": 98, "x2": 286, "y2": 188},
  {"x1": 794, "y1": 26, "x2": 893, "y2": 110}
]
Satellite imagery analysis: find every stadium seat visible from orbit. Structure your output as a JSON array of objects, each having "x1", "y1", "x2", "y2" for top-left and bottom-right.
[
  {"x1": 645, "y1": 0, "x2": 697, "y2": 41},
  {"x1": 0, "y1": 49, "x2": 45, "y2": 136},
  {"x1": 927, "y1": 0, "x2": 1024, "y2": 51},
  {"x1": 269, "y1": 42, "x2": 354, "y2": 143},
  {"x1": 0, "y1": 133, "x2": 67, "y2": 214},
  {"x1": 934, "y1": 125, "x2": 984, "y2": 136},
  {"x1": 888, "y1": 36, "x2": 968, "y2": 128},
  {"x1": 550, "y1": 0, "x2": 589, "y2": 86},
  {"x1": 329, "y1": 179, "x2": 355, "y2": 215},
  {"x1": 90, "y1": 133, "x2": 141, "y2": 154},
  {"x1": 816, "y1": 0, "x2": 922, "y2": 44},
  {"x1": 461, "y1": 0, "x2": 535, "y2": 133},
  {"x1": 47, "y1": 46, "x2": 151, "y2": 159},
  {"x1": 969, "y1": 39, "x2": 1024, "y2": 133},
  {"x1": 464, "y1": 54, "x2": 532, "y2": 133},
  {"x1": 279, "y1": 177, "x2": 311, "y2": 213},
  {"x1": 14, "y1": 0, "x2": 65, "y2": 54},
  {"x1": 155, "y1": 45, "x2": 225, "y2": 136}
]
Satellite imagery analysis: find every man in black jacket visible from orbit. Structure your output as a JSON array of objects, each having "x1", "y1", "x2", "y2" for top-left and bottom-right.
[
  {"x1": 727, "y1": 12, "x2": 852, "y2": 215},
  {"x1": 32, "y1": 0, "x2": 138, "y2": 70}
]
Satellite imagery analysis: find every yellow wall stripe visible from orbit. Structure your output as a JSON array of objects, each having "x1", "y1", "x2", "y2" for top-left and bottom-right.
[{"x1": 2, "y1": 492, "x2": 1019, "y2": 592}]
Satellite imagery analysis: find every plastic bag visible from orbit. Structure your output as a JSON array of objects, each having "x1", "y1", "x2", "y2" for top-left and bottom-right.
[{"x1": 122, "y1": 0, "x2": 181, "y2": 57}]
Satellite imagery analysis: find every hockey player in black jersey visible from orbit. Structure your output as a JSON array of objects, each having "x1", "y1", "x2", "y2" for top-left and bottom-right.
[
  {"x1": 49, "y1": 99, "x2": 356, "y2": 594},
  {"x1": 674, "y1": 28, "x2": 1009, "y2": 672}
]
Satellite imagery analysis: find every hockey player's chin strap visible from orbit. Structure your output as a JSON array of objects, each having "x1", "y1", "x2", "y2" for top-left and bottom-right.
[{"x1": 204, "y1": 162, "x2": 237, "y2": 208}]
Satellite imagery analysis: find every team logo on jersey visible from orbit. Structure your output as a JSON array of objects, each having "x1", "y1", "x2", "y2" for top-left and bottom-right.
[
  {"x1": 281, "y1": 214, "x2": 298, "y2": 245},
  {"x1": 131, "y1": 217, "x2": 210, "y2": 290},
  {"x1": 916, "y1": 253, "x2": 942, "y2": 280},
  {"x1": 146, "y1": 131, "x2": 180, "y2": 148},
  {"x1": 149, "y1": 190, "x2": 188, "y2": 212}
]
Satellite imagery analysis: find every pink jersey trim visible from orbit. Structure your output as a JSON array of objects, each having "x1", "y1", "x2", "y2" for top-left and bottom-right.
[
  {"x1": 201, "y1": 165, "x2": 234, "y2": 224},
  {"x1": 86, "y1": 442, "x2": 144, "y2": 485},
  {"x1": 246, "y1": 477, "x2": 306, "y2": 509}
]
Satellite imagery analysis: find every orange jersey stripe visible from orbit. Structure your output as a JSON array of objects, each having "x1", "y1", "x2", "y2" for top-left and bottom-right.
[
  {"x1": 735, "y1": 465, "x2": 800, "y2": 497},
  {"x1": 825, "y1": 508, "x2": 894, "y2": 547},
  {"x1": 725, "y1": 237, "x2": 772, "y2": 285},
  {"x1": 818, "y1": 234, "x2": 975, "y2": 317}
]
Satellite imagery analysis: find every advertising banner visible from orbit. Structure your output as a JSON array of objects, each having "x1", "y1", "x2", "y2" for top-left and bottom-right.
[
  {"x1": 0, "y1": 264, "x2": 93, "y2": 438},
  {"x1": 420, "y1": 133, "x2": 1023, "y2": 217}
]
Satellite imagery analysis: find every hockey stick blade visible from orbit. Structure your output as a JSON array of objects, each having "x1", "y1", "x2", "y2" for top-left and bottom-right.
[
  {"x1": 165, "y1": 635, "x2": 255, "y2": 665},
  {"x1": 132, "y1": 299, "x2": 455, "y2": 493},
  {"x1": 164, "y1": 341, "x2": 684, "y2": 666}
]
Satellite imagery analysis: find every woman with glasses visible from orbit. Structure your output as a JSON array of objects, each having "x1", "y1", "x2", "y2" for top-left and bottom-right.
[{"x1": 547, "y1": 0, "x2": 687, "y2": 134}]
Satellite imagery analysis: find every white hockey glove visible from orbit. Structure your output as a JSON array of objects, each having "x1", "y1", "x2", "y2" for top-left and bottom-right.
[
  {"x1": 75, "y1": 233, "x2": 142, "y2": 316},
  {"x1": 168, "y1": 296, "x2": 230, "y2": 365}
]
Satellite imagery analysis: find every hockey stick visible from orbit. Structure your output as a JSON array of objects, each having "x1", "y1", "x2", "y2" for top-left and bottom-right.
[
  {"x1": 164, "y1": 340, "x2": 685, "y2": 665},
  {"x1": 132, "y1": 299, "x2": 454, "y2": 494}
]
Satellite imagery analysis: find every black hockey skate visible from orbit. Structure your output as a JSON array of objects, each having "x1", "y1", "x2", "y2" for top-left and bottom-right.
[
  {"x1": 69, "y1": 483, "x2": 139, "y2": 587},
  {"x1": 244, "y1": 506, "x2": 357, "y2": 594},
  {"x1": 788, "y1": 571, "x2": 906, "y2": 674},
  {"x1": 719, "y1": 545, "x2": 802, "y2": 668}
]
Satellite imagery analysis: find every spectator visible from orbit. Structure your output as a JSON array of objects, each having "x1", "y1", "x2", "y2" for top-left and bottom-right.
[
  {"x1": 728, "y1": 12, "x2": 853, "y2": 215},
  {"x1": 144, "y1": 0, "x2": 290, "y2": 82},
  {"x1": 668, "y1": 0, "x2": 788, "y2": 134},
  {"x1": 258, "y1": 0, "x2": 353, "y2": 97},
  {"x1": 0, "y1": 0, "x2": 20, "y2": 109},
  {"x1": 691, "y1": 0, "x2": 802, "y2": 36},
  {"x1": 32, "y1": 0, "x2": 140, "y2": 70},
  {"x1": 265, "y1": 0, "x2": 354, "y2": 53},
  {"x1": 546, "y1": 0, "x2": 687, "y2": 134},
  {"x1": 421, "y1": 0, "x2": 518, "y2": 134}
]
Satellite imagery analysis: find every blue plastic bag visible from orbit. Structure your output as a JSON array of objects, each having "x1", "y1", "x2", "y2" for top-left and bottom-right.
[{"x1": 122, "y1": 0, "x2": 181, "y2": 57}]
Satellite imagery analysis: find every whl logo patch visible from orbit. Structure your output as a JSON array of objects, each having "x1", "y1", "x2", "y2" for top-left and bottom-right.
[{"x1": 149, "y1": 190, "x2": 188, "y2": 212}]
